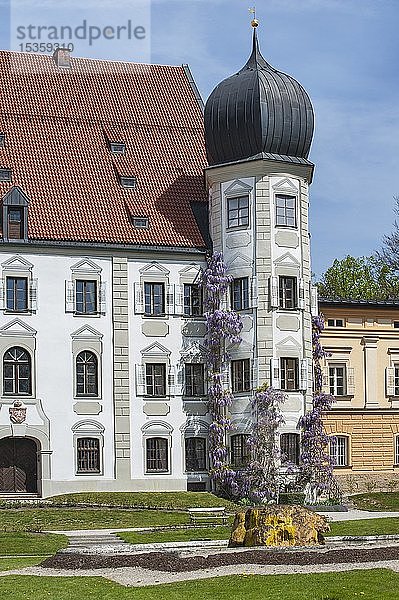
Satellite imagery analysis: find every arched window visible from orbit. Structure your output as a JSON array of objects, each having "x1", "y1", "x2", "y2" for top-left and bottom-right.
[
  {"x1": 3, "y1": 346, "x2": 31, "y2": 395},
  {"x1": 280, "y1": 433, "x2": 300, "y2": 466},
  {"x1": 76, "y1": 351, "x2": 98, "y2": 396},
  {"x1": 230, "y1": 434, "x2": 250, "y2": 469},
  {"x1": 146, "y1": 437, "x2": 169, "y2": 473}
]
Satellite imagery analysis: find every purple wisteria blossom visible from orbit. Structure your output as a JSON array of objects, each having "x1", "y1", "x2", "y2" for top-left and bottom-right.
[{"x1": 202, "y1": 252, "x2": 243, "y2": 498}]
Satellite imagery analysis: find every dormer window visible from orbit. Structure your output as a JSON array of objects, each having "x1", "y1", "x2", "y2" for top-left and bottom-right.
[
  {"x1": 1, "y1": 186, "x2": 30, "y2": 242},
  {"x1": 120, "y1": 176, "x2": 137, "y2": 189},
  {"x1": 7, "y1": 208, "x2": 23, "y2": 239},
  {"x1": 133, "y1": 217, "x2": 148, "y2": 229},
  {"x1": 110, "y1": 142, "x2": 126, "y2": 155},
  {"x1": 0, "y1": 168, "x2": 11, "y2": 182},
  {"x1": 0, "y1": 134, "x2": 5, "y2": 149}
]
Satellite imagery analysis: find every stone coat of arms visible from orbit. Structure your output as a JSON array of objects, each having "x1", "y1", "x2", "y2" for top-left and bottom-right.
[{"x1": 9, "y1": 400, "x2": 27, "y2": 424}]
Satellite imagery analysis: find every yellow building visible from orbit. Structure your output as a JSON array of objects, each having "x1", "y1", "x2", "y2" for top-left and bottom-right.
[{"x1": 320, "y1": 299, "x2": 399, "y2": 493}]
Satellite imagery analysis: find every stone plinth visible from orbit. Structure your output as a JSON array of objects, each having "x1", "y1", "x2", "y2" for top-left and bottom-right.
[{"x1": 229, "y1": 505, "x2": 329, "y2": 548}]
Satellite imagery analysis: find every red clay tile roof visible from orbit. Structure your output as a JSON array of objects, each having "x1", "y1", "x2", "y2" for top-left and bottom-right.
[{"x1": 0, "y1": 51, "x2": 208, "y2": 249}]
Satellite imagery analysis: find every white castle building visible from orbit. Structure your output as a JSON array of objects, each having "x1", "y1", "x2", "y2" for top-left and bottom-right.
[{"x1": 0, "y1": 30, "x2": 317, "y2": 497}]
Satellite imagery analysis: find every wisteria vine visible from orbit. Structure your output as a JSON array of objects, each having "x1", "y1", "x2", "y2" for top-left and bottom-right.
[
  {"x1": 240, "y1": 384, "x2": 287, "y2": 504},
  {"x1": 297, "y1": 314, "x2": 337, "y2": 497},
  {"x1": 202, "y1": 252, "x2": 242, "y2": 497}
]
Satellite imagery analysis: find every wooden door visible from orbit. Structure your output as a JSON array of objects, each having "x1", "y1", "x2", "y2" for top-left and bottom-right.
[{"x1": 0, "y1": 438, "x2": 38, "y2": 493}]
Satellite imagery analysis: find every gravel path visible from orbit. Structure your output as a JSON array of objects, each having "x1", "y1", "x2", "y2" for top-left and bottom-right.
[{"x1": 1, "y1": 560, "x2": 399, "y2": 587}]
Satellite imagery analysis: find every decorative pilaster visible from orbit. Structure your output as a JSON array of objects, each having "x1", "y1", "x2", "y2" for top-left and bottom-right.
[
  {"x1": 112, "y1": 256, "x2": 131, "y2": 481},
  {"x1": 362, "y1": 336, "x2": 379, "y2": 408}
]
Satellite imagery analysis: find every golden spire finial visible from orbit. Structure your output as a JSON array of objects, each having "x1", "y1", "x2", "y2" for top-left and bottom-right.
[{"x1": 249, "y1": 7, "x2": 259, "y2": 28}]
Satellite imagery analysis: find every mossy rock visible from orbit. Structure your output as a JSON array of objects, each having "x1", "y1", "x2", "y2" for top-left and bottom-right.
[{"x1": 228, "y1": 505, "x2": 329, "y2": 548}]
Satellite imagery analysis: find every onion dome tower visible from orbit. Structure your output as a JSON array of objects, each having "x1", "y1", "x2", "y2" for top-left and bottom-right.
[
  {"x1": 204, "y1": 28, "x2": 314, "y2": 166},
  {"x1": 204, "y1": 20, "x2": 317, "y2": 447}
]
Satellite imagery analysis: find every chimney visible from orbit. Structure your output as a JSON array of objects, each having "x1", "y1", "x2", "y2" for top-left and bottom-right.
[{"x1": 53, "y1": 48, "x2": 72, "y2": 69}]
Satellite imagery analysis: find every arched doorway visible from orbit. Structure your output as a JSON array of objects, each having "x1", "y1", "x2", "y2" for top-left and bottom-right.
[{"x1": 0, "y1": 437, "x2": 38, "y2": 493}]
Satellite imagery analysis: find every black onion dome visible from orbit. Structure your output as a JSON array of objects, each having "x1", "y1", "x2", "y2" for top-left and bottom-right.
[{"x1": 204, "y1": 30, "x2": 314, "y2": 166}]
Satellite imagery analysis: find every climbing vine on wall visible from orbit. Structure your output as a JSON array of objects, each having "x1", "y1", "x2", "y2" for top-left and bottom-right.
[
  {"x1": 202, "y1": 252, "x2": 242, "y2": 497},
  {"x1": 240, "y1": 384, "x2": 287, "y2": 504},
  {"x1": 298, "y1": 314, "x2": 337, "y2": 497}
]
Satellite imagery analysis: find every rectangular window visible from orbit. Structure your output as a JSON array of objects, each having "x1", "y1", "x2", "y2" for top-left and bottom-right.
[
  {"x1": 279, "y1": 276, "x2": 297, "y2": 309},
  {"x1": 185, "y1": 437, "x2": 206, "y2": 472},
  {"x1": 146, "y1": 437, "x2": 168, "y2": 472},
  {"x1": 230, "y1": 434, "x2": 250, "y2": 469},
  {"x1": 110, "y1": 142, "x2": 126, "y2": 154},
  {"x1": 145, "y1": 363, "x2": 166, "y2": 396},
  {"x1": 144, "y1": 282, "x2": 165, "y2": 316},
  {"x1": 6, "y1": 277, "x2": 28, "y2": 312},
  {"x1": 183, "y1": 283, "x2": 202, "y2": 316},
  {"x1": 120, "y1": 176, "x2": 137, "y2": 188},
  {"x1": 7, "y1": 207, "x2": 23, "y2": 239},
  {"x1": 185, "y1": 363, "x2": 205, "y2": 397},
  {"x1": 275, "y1": 194, "x2": 296, "y2": 227},
  {"x1": 133, "y1": 217, "x2": 149, "y2": 229},
  {"x1": 330, "y1": 436, "x2": 349, "y2": 467},
  {"x1": 231, "y1": 359, "x2": 251, "y2": 393},
  {"x1": 75, "y1": 280, "x2": 97, "y2": 314},
  {"x1": 76, "y1": 438, "x2": 100, "y2": 473},
  {"x1": 329, "y1": 365, "x2": 346, "y2": 396},
  {"x1": 280, "y1": 357, "x2": 299, "y2": 391},
  {"x1": 231, "y1": 277, "x2": 249, "y2": 311},
  {"x1": 227, "y1": 196, "x2": 249, "y2": 228},
  {"x1": 327, "y1": 319, "x2": 344, "y2": 327},
  {"x1": 280, "y1": 433, "x2": 300, "y2": 466}
]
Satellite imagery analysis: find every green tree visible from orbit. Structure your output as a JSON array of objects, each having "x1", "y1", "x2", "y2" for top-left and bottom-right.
[{"x1": 317, "y1": 255, "x2": 399, "y2": 301}]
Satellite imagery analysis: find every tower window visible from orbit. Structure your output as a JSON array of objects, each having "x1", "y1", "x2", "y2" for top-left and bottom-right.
[
  {"x1": 231, "y1": 277, "x2": 249, "y2": 311},
  {"x1": 227, "y1": 196, "x2": 249, "y2": 228},
  {"x1": 276, "y1": 194, "x2": 296, "y2": 228},
  {"x1": 280, "y1": 357, "x2": 299, "y2": 390},
  {"x1": 279, "y1": 276, "x2": 297, "y2": 309},
  {"x1": 0, "y1": 169, "x2": 11, "y2": 182}
]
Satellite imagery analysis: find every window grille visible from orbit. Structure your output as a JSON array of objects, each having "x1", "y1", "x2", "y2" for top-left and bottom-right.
[
  {"x1": 146, "y1": 437, "x2": 168, "y2": 472},
  {"x1": 280, "y1": 433, "x2": 300, "y2": 465},
  {"x1": 77, "y1": 438, "x2": 100, "y2": 473},
  {"x1": 330, "y1": 436, "x2": 348, "y2": 467}
]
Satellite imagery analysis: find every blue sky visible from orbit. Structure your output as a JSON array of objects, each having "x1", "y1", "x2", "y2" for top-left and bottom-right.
[{"x1": 1, "y1": 0, "x2": 399, "y2": 277}]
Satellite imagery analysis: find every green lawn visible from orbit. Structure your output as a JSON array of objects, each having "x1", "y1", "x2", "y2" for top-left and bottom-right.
[
  {"x1": 118, "y1": 517, "x2": 399, "y2": 545},
  {"x1": 0, "y1": 508, "x2": 188, "y2": 532},
  {"x1": 0, "y1": 532, "x2": 68, "y2": 555},
  {"x1": 352, "y1": 492, "x2": 399, "y2": 511},
  {"x1": 47, "y1": 491, "x2": 238, "y2": 511},
  {"x1": 0, "y1": 557, "x2": 46, "y2": 571},
  {"x1": 0, "y1": 570, "x2": 398, "y2": 599},
  {"x1": 119, "y1": 525, "x2": 232, "y2": 544}
]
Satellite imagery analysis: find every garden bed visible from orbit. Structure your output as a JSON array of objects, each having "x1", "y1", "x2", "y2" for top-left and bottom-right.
[{"x1": 42, "y1": 545, "x2": 399, "y2": 572}]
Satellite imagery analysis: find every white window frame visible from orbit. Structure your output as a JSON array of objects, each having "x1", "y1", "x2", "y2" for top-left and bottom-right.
[{"x1": 330, "y1": 435, "x2": 349, "y2": 468}]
